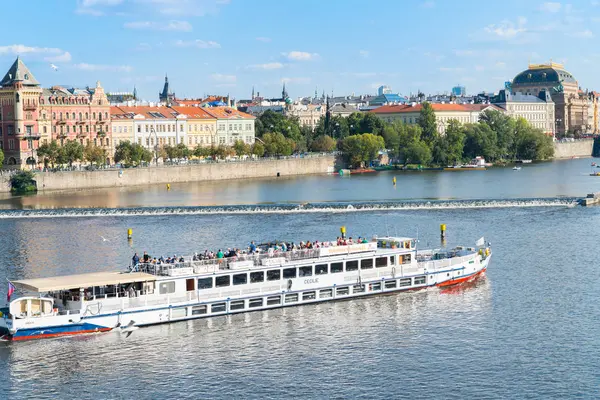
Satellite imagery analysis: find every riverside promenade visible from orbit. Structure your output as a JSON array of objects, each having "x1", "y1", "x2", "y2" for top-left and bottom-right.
[{"x1": 0, "y1": 155, "x2": 337, "y2": 193}]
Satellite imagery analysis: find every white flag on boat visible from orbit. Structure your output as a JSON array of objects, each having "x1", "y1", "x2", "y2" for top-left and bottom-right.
[{"x1": 475, "y1": 237, "x2": 485, "y2": 247}]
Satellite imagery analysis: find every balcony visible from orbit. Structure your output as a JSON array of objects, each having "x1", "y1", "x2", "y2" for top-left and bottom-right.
[
  {"x1": 56, "y1": 120, "x2": 67, "y2": 125},
  {"x1": 20, "y1": 132, "x2": 42, "y2": 140},
  {"x1": 76, "y1": 120, "x2": 86, "y2": 125},
  {"x1": 23, "y1": 103, "x2": 37, "y2": 111}
]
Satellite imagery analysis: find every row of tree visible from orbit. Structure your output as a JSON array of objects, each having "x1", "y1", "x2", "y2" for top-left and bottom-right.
[{"x1": 37, "y1": 140, "x2": 108, "y2": 168}]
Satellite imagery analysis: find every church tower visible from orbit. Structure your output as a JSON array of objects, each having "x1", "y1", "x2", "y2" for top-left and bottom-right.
[{"x1": 159, "y1": 74, "x2": 175, "y2": 105}]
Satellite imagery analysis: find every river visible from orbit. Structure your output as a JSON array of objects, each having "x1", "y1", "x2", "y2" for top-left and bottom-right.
[{"x1": 0, "y1": 159, "x2": 599, "y2": 399}]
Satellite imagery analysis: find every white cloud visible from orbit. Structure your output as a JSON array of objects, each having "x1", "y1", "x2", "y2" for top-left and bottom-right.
[
  {"x1": 282, "y1": 51, "x2": 319, "y2": 61},
  {"x1": 174, "y1": 39, "x2": 221, "y2": 48},
  {"x1": 359, "y1": 50, "x2": 369, "y2": 58},
  {"x1": 568, "y1": 30, "x2": 594, "y2": 38},
  {"x1": 76, "y1": 0, "x2": 123, "y2": 15},
  {"x1": 45, "y1": 52, "x2": 72, "y2": 63},
  {"x1": 0, "y1": 44, "x2": 63, "y2": 56},
  {"x1": 256, "y1": 37, "x2": 271, "y2": 42},
  {"x1": 422, "y1": 1, "x2": 435, "y2": 8},
  {"x1": 211, "y1": 73, "x2": 236, "y2": 83},
  {"x1": 540, "y1": 2, "x2": 561, "y2": 12},
  {"x1": 247, "y1": 62, "x2": 284, "y2": 70},
  {"x1": 124, "y1": 20, "x2": 193, "y2": 31},
  {"x1": 133, "y1": 0, "x2": 228, "y2": 17},
  {"x1": 72, "y1": 63, "x2": 133, "y2": 72},
  {"x1": 281, "y1": 77, "x2": 311, "y2": 85},
  {"x1": 483, "y1": 17, "x2": 527, "y2": 39}
]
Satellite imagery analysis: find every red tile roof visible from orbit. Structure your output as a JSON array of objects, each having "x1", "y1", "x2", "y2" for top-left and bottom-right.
[
  {"x1": 202, "y1": 106, "x2": 255, "y2": 120},
  {"x1": 115, "y1": 106, "x2": 178, "y2": 120},
  {"x1": 169, "y1": 106, "x2": 216, "y2": 120},
  {"x1": 370, "y1": 103, "x2": 501, "y2": 114}
]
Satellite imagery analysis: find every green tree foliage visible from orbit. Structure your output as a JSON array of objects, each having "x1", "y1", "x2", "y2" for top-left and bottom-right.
[
  {"x1": 404, "y1": 140, "x2": 432, "y2": 165},
  {"x1": 262, "y1": 132, "x2": 294, "y2": 156},
  {"x1": 309, "y1": 135, "x2": 337, "y2": 152},
  {"x1": 513, "y1": 117, "x2": 554, "y2": 160},
  {"x1": 114, "y1": 141, "x2": 153, "y2": 166},
  {"x1": 163, "y1": 143, "x2": 191, "y2": 160},
  {"x1": 62, "y1": 140, "x2": 84, "y2": 167},
  {"x1": 36, "y1": 140, "x2": 61, "y2": 168},
  {"x1": 417, "y1": 102, "x2": 438, "y2": 146},
  {"x1": 10, "y1": 170, "x2": 37, "y2": 194},
  {"x1": 255, "y1": 110, "x2": 303, "y2": 142},
  {"x1": 432, "y1": 119, "x2": 465, "y2": 166},
  {"x1": 478, "y1": 109, "x2": 515, "y2": 159},
  {"x1": 463, "y1": 123, "x2": 498, "y2": 161},
  {"x1": 84, "y1": 144, "x2": 107, "y2": 166},
  {"x1": 340, "y1": 133, "x2": 385, "y2": 168},
  {"x1": 251, "y1": 142, "x2": 265, "y2": 157},
  {"x1": 233, "y1": 140, "x2": 251, "y2": 156},
  {"x1": 0, "y1": 148, "x2": 4, "y2": 166}
]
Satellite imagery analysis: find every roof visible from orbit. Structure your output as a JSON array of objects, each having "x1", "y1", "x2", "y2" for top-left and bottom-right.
[
  {"x1": 115, "y1": 106, "x2": 179, "y2": 120},
  {"x1": 0, "y1": 57, "x2": 39, "y2": 87},
  {"x1": 170, "y1": 106, "x2": 217, "y2": 120},
  {"x1": 12, "y1": 271, "x2": 156, "y2": 292},
  {"x1": 203, "y1": 106, "x2": 255, "y2": 120},
  {"x1": 513, "y1": 63, "x2": 577, "y2": 86},
  {"x1": 371, "y1": 103, "x2": 502, "y2": 114}
]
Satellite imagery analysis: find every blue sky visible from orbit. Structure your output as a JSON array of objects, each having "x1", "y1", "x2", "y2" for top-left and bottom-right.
[{"x1": 1, "y1": 0, "x2": 600, "y2": 101}]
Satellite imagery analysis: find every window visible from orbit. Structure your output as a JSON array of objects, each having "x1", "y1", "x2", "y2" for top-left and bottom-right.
[
  {"x1": 211, "y1": 303, "x2": 226, "y2": 313},
  {"x1": 390, "y1": 256, "x2": 395, "y2": 265},
  {"x1": 353, "y1": 284, "x2": 365, "y2": 293},
  {"x1": 414, "y1": 276, "x2": 426, "y2": 285},
  {"x1": 215, "y1": 275, "x2": 230, "y2": 287},
  {"x1": 369, "y1": 282, "x2": 381, "y2": 291},
  {"x1": 302, "y1": 291, "x2": 316, "y2": 300},
  {"x1": 159, "y1": 281, "x2": 175, "y2": 294},
  {"x1": 267, "y1": 269, "x2": 281, "y2": 281},
  {"x1": 233, "y1": 273, "x2": 247, "y2": 285},
  {"x1": 285, "y1": 293, "x2": 298, "y2": 303},
  {"x1": 299, "y1": 266, "x2": 312, "y2": 277},
  {"x1": 385, "y1": 280, "x2": 397, "y2": 289},
  {"x1": 346, "y1": 260, "x2": 358, "y2": 271},
  {"x1": 230, "y1": 300, "x2": 245, "y2": 310},
  {"x1": 361, "y1": 259, "x2": 373, "y2": 269},
  {"x1": 8, "y1": 139, "x2": 14, "y2": 150},
  {"x1": 192, "y1": 305, "x2": 207, "y2": 315},
  {"x1": 336, "y1": 286, "x2": 349, "y2": 296},
  {"x1": 198, "y1": 278, "x2": 213, "y2": 289},
  {"x1": 319, "y1": 289, "x2": 332, "y2": 299},
  {"x1": 250, "y1": 271, "x2": 264, "y2": 283},
  {"x1": 403, "y1": 254, "x2": 412, "y2": 264},
  {"x1": 315, "y1": 264, "x2": 328, "y2": 275},
  {"x1": 376, "y1": 257, "x2": 388, "y2": 268},
  {"x1": 283, "y1": 268, "x2": 296, "y2": 279},
  {"x1": 249, "y1": 298, "x2": 263, "y2": 308},
  {"x1": 267, "y1": 296, "x2": 281, "y2": 305},
  {"x1": 399, "y1": 278, "x2": 412, "y2": 287},
  {"x1": 330, "y1": 262, "x2": 343, "y2": 273}
]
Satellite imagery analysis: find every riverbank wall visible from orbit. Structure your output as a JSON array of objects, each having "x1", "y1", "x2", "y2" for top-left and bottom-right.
[
  {"x1": 0, "y1": 156, "x2": 337, "y2": 193},
  {"x1": 553, "y1": 140, "x2": 594, "y2": 159}
]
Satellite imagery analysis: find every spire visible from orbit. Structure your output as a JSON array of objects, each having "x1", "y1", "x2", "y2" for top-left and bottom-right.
[
  {"x1": 282, "y1": 81, "x2": 288, "y2": 100},
  {"x1": 0, "y1": 56, "x2": 39, "y2": 87},
  {"x1": 252, "y1": 86, "x2": 255, "y2": 100},
  {"x1": 133, "y1": 85, "x2": 138, "y2": 101}
]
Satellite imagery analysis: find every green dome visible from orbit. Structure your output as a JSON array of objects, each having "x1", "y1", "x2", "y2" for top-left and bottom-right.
[{"x1": 513, "y1": 63, "x2": 577, "y2": 86}]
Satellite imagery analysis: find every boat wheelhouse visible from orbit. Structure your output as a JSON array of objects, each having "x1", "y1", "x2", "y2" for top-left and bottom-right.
[{"x1": 0, "y1": 234, "x2": 491, "y2": 341}]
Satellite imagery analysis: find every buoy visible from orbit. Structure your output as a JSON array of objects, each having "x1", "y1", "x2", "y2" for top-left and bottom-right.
[
  {"x1": 166, "y1": 184, "x2": 171, "y2": 190},
  {"x1": 392, "y1": 176, "x2": 397, "y2": 185},
  {"x1": 440, "y1": 224, "x2": 446, "y2": 241},
  {"x1": 127, "y1": 228, "x2": 132, "y2": 240},
  {"x1": 340, "y1": 226, "x2": 346, "y2": 239}
]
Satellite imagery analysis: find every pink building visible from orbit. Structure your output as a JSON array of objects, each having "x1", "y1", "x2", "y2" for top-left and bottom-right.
[{"x1": 0, "y1": 57, "x2": 112, "y2": 167}]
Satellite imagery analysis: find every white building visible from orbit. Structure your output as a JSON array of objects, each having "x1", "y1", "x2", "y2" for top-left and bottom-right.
[
  {"x1": 117, "y1": 106, "x2": 187, "y2": 150},
  {"x1": 203, "y1": 106, "x2": 256, "y2": 146},
  {"x1": 492, "y1": 90, "x2": 555, "y2": 136}
]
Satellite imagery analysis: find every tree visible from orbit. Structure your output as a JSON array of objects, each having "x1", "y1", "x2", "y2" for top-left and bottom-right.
[
  {"x1": 233, "y1": 140, "x2": 250, "y2": 156},
  {"x1": 193, "y1": 145, "x2": 210, "y2": 158},
  {"x1": 62, "y1": 140, "x2": 84, "y2": 167},
  {"x1": 463, "y1": 123, "x2": 498, "y2": 161},
  {"x1": 114, "y1": 141, "x2": 132, "y2": 166},
  {"x1": 432, "y1": 119, "x2": 465, "y2": 166},
  {"x1": 84, "y1": 144, "x2": 107, "y2": 166},
  {"x1": 479, "y1": 109, "x2": 515, "y2": 160},
  {"x1": 404, "y1": 140, "x2": 432, "y2": 165},
  {"x1": 513, "y1": 118, "x2": 554, "y2": 160},
  {"x1": 10, "y1": 170, "x2": 37, "y2": 194},
  {"x1": 262, "y1": 132, "x2": 293, "y2": 156},
  {"x1": 37, "y1": 140, "x2": 61, "y2": 168},
  {"x1": 417, "y1": 102, "x2": 438, "y2": 146},
  {"x1": 0, "y1": 148, "x2": 4, "y2": 167},
  {"x1": 340, "y1": 133, "x2": 385, "y2": 168},
  {"x1": 251, "y1": 142, "x2": 265, "y2": 157},
  {"x1": 309, "y1": 135, "x2": 336, "y2": 152},
  {"x1": 114, "y1": 141, "x2": 152, "y2": 166}
]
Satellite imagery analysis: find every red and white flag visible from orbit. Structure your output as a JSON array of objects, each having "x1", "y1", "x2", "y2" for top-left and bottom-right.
[{"x1": 7, "y1": 282, "x2": 15, "y2": 302}]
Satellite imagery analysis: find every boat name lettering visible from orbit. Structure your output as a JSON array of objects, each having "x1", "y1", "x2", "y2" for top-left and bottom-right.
[{"x1": 304, "y1": 278, "x2": 319, "y2": 284}]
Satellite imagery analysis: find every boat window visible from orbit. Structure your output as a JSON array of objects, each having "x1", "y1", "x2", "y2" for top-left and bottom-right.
[
  {"x1": 346, "y1": 260, "x2": 358, "y2": 271},
  {"x1": 353, "y1": 284, "x2": 365, "y2": 293},
  {"x1": 211, "y1": 303, "x2": 226, "y2": 313},
  {"x1": 400, "y1": 278, "x2": 412, "y2": 287},
  {"x1": 385, "y1": 280, "x2": 397, "y2": 289},
  {"x1": 267, "y1": 269, "x2": 281, "y2": 281},
  {"x1": 330, "y1": 262, "x2": 343, "y2": 273},
  {"x1": 249, "y1": 298, "x2": 263, "y2": 308},
  {"x1": 376, "y1": 257, "x2": 388, "y2": 268},
  {"x1": 315, "y1": 264, "x2": 328, "y2": 275},
  {"x1": 159, "y1": 281, "x2": 176, "y2": 294},
  {"x1": 403, "y1": 254, "x2": 412, "y2": 264},
  {"x1": 233, "y1": 273, "x2": 247, "y2": 286},
  {"x1": 230, "y1": 300, "x2": 245, "y2": 310},
  {"x1": 336, "y1": 286, "x2": 349, "y2": 295},
  {"x1": 299, "y1": 266, "x2": 312, "y2": 277},
  {"x1": 390, "y1": 256, "x2": 395, "y2": 265},
  {"x1": 283, "y1": 267, "x2": 296, "y2": 279},
  {"x1": 414, "y1": 276, "x2": 426, "y2": 285},
  {"x1": 369, "y1": 282, "x2": 381, "y2": 291},
  {"x1": 302, "y1": 291, "x2": 316, "y2": 300},
  {"x1": 250, "y1": 271, "x2": 264, "y2": 283},
  {"x1": 215, "y1": 275, "x2": 230, "y2": 287},
  {"x1": 198, "y1": 277, "x2": 213, "y2": 290},
  {"x1": 285, "y1": 293, "x2": 298, "y2": 303},
  {"x1": 191, "y1": 305, "x2": 207, "y2": 315},
  {"x1": 267, "y1": 295, "x2": 281, "y2": 305},
  {"x1": 360, "y1": 259, "x2": 374, "y2": 269},
  {"x1": 319, "y1": 289, "x2": 332, "y2": 298}
]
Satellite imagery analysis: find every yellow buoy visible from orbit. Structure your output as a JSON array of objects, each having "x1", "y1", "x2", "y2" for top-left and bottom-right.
[
  {"x1": 166, "y1": 184, "x2": 171, "y2": 190},
  {"x1": 127, "y1": 228, "x2": 133, "y2": 239},
  {"x1": 440, "y1": 224, "x2": 446, "y2": 240},
  {"x1": 392, "y1": 176, "x2": 396, "y2": 185},
  {"x1": 340, "y1": 226, "x2": 346, "y2": 238}
]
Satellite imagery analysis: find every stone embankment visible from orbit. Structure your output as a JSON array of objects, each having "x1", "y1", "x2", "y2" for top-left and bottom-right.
[
  {"x1": 0, "y1": 156, "x2": 337, "y2": 193},
  {"x1": 553, "y1": 139, "x2": 594, "y2": 159}
]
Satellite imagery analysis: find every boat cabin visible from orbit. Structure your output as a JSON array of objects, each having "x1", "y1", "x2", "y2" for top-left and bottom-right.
[{"x1": 9, "y1": 297, "x2": 54, "y2": 319}]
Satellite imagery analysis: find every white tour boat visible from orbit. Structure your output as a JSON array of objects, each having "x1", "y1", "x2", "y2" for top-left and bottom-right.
[{"x1": 0, "y1": 233, "x2": 491, "y2": 341}]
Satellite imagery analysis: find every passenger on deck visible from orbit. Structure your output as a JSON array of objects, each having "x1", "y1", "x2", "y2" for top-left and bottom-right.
[
  {"x1": 249, "y1": 241, "x2": 257, "y2": 254},
  {"x1": 348, "y1": 237, "x2": 353, "y2": 245},
  {"x1": 132, "y1": 253, "x2": 139, "y2": 266},
  {"x1": 143, "y1": 252, "x2": 150, "y2": 263},
  {"x1": 217, "y1": 249, "x2": 224, "y2": 259}
]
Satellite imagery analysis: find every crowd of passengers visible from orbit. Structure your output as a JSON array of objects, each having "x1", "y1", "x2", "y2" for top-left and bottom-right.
[{"x1": 131, "y1": 236, "x2": 371, "y2": 267}]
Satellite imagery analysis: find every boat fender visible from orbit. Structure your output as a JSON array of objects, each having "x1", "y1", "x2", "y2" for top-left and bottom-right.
[{"x1": 287, "y1": 279, "x2": 292, "y2": 290}]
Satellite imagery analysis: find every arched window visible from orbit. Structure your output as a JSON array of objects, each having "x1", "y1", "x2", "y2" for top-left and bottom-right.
[
  {"x1": 99, "y1": 113, "x2": 102, "y2": 121},
  {"x1": 93, "y1": 112, "x2": 96, "y2": 120},
  {"x1": 59, "y1": 112, "x2": 63, "y2": 120},
  {"x1": 79, "y1": 112, "x2": 82, "y2": 121},
  {"x1": 85, "y1": 112, "x2": 89, "y2": 120},
  {"x1": 72, "y1": 113, "x2": 75, "y2": 119}
]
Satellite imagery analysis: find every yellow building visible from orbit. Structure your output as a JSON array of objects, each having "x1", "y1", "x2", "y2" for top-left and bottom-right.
[
  {"x1": 170, "y1": 106, "x2": 217, "y2": 147},
  {"x1": 110, "y1": 106, "x2": 135, "y2": 155}
]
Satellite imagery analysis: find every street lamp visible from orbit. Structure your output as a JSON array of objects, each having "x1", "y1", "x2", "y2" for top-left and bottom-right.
[
  {"x1": 555, "y1": 118, "x2": 562, "y2": 140},
  {"x1": 150, "y1": 125, "x2": 158, "y2": 165}
]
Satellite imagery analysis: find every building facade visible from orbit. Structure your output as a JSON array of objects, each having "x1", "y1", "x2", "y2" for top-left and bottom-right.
[
  {"x1": 203, "y1": 107, "x2": 255, "y2": 146},
  {"x1": 170, "y1": 106, "x2": 217, "y2": 147},
  {"x1": 370, "y1": 103, "x2": 503, "y2": 134},
  {"x1": 285, "y1": 103, "x2": 325, "y2": 130},
  {"x1": 110, "y1": 106, "x2": 135, "y2": 150},
  {"x1": 510, "y1": 62, "x2": 589, "y2": 136},
  {"x1": 492, "y1": 89, "x2": 555, "y2": 136}
]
